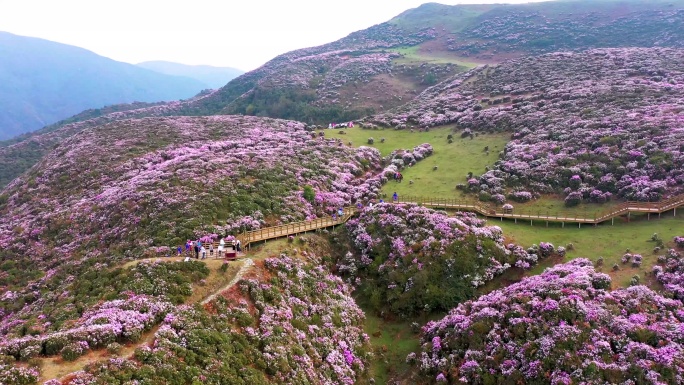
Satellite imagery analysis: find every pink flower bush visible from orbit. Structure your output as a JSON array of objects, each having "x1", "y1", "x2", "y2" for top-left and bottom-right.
[
  {"x1": 0, "y1": 293, "x2": 172, "y2": 360},
  {"x1": 675, "y1": 236, "x2": 684, "y2": 248},
  {"x1": 654, "y1": 247, "x2": 684, "y2": 300},
  {"x1": 340, "y1": 203, "x2": 544, "y2": 316},
  {"x1": 419, "y1": 259, "x2": 684, "y2": 384},
  {"x1": 0, "y1": 359, "x2": 39, "y2": 384}
]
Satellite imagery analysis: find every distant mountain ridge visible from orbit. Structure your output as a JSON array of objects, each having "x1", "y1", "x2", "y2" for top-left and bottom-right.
[
  {"x1": 0, "y1": 32, "x2": 208, "y2": 140},
  {"x1": 137, "y1": 61, "x2": 244, "y2": 89},
  {"x1": 180, "y1": 0, "x2": 684, "y2": 123}
]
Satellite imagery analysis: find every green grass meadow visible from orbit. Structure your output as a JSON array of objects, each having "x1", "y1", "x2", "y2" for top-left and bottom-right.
[
  {"x1": 496, "y1": 213, "x2": 684, "y2": 288},
  {"x1": 329, "y1": 126, "x2": 508, "y2": 199}
]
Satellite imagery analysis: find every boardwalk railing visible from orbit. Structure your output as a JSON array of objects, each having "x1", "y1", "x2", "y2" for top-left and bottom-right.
[
  {"x1": 237, "y1": 207, "x2": 356, "y2": 247},
  {"x1": 397, "y1": 193, "x2": 684, "y2": 226},
  {"x1": 232, "y1": 194, "x2": 684, "y2": 247}
]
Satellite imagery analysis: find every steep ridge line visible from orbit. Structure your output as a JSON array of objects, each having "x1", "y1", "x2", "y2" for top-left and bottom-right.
[{"x1": 236, "y1": 194, "x2": 684, "y2": 247}]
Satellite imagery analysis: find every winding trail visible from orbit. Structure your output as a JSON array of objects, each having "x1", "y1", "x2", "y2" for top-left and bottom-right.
[
  {"x1": 201, "y1": 258, "x2": 254, "y2": 305},
  {"x1": 39, "y1": 256, "x2": 254, "y2": 383}
]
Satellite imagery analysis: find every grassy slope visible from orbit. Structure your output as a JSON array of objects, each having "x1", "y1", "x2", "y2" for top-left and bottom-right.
[
  {"x1": 327, "y1": 126, "x2": 508, "y2": 199},
  {"x1": 389, "y1": 45, "x2": 482, "y2": 68},
  {"x1": 388, "y1": 3, "x2": 489, "y2": 33},
  {"x1": 497, "y1": 213, "x2": 684, "y2": 288}
]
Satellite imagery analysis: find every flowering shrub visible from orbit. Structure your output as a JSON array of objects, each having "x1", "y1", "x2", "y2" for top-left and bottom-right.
[
  {"x1": 340, "y1": 203, "x2": 549, "y2": 316},
  {"x1": 62, "y1": 254, "x2": 371, "y2": 384},
  {"x1": 564, "y1": 191, "x2": 583, "y2": 207},
  {"x1": 0, "y1": 293, "x2": 172, "y2": 362},
  {"x1": 0, "y1": 260, "x2": 207, "y2": 363},
  {"x1": 621, "y1": 253, "x2": 644, "y2": 267},
  {"x1": 675, "y1": 236, "x2": 684, "y2": 248},
  {"x1": 0, "y1": 356, "x2": 38, "y2": 385},
  {"x1": 61, "y1": 340, "x2": 88, "y2": 361},
  {"x1": 419, "y1": 259, "x2": 684, "y2": 384},
  {"x1": 654, "y1": 248, "x2": 684, "y2": 300},
  {"x1": 508, "y1": 191, "x2": 533, "y2": 203}
]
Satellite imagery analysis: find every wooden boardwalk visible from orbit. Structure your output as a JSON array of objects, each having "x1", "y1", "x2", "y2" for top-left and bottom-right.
[
  {"x1": 398, "y1": 193, "x2": 684, "y2": 226},
  {"x1": 237, "y1": 207, "x2": 356, "y2": 247},
  {"x1": 235, "y1": 194, "x2": 684, "y2": 247}
]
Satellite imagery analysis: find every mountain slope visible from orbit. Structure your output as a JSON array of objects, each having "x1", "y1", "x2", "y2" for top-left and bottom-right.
[
  {"x1": 137, "y1": 60, "x2": 244, "y2": 89},
  {"x1": 183, "y1": 0, "x2": 684, "y2": 124},
  {"x1": 368, "y1": 47, "x2": 684, "y2": 202},
  {"x1": 2, "y1": 0, "x2": 684, "y2": 191},
  {"x1": 0, "y1": 32, "x2": 207, "y2": 139}
]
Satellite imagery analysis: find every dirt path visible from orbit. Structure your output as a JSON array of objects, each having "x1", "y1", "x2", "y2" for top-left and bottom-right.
[
  {"x1": 39, "y1": 257, "x2": 252, "y2": 383},
  {"x1": 201, "y1": 258, "x2": 254, "y2": 305}
]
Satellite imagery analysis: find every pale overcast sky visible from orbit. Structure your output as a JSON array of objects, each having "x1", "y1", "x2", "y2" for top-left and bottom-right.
[{"x1": 0, "y1": 0, "x2": 551, "y2": 71}]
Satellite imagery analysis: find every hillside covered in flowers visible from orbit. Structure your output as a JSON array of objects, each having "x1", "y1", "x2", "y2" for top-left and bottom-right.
[
  {"x1": 369, "y1": 47, "x2": 684, "y2": 203},
  {"x1": 417, "y1": 259, "x2": 684, "y2": 384},
  {"x1": 3, "y1": 1, "x2": 684, "y2": 192},
  {"x1": 4, "y1": 1, "x2": 684, "y2": 384},
  {"x1": 0, "y1": 115, "x2": 409, "y2": 356}
]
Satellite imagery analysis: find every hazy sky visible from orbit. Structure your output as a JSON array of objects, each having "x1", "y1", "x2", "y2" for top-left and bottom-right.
[{"x1": 1, "y1": 0, "x2": 551, "y2": 71}]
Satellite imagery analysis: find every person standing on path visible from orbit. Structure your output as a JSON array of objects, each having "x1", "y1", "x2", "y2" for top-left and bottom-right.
[
  {"x1": 209, "y1": 243, "x2": 214, "y2": 258},
  {"x1": 393, "y1": 192, "x2": 398, "y2": 202},
  {"x1": 218, "y1": 238, "x2": 225, "y2": 258},
  {"x1": 194, "y1": 242, "x2": 200, "y2": 259},
  {"x1": 200, "y1": 246, "x2": 206, "y2": 260}
]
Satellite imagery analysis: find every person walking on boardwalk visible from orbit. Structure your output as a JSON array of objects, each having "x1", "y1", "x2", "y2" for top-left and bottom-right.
[
  {"x1": 338, "y1": 207, "x2": 344, "y2": 217},
  {"x1": 209, "y1": 243, "x2": 214, "y2": 258},
  {"x1": 194, "y1": 242, "x2": 200, "y2": 259},
  {"x1": 393, "y1": 192, "x2": 398, "y2": 202},
  {"x1": 200, "y1": 245, "x2": 207, "y2": 260}
]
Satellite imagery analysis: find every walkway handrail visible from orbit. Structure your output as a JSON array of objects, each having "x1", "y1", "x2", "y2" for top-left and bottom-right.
[
  {"x1": 237, "y1": 206, "x2": 357, "y2": 246},
  {"x1": 396, "y1": 193, "x2": 684, "y2": 226},
  {"x1": 232, "y1": 193, "x2": 684, "y2": 247}
]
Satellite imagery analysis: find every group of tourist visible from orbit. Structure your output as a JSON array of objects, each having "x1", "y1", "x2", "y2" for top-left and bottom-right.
[
  {"x1": 177, "y1": 237, "x2": 241, "y2": 260},
  {"x1": 327, "y1": 122, "x2": 354, "y2": 129}
]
